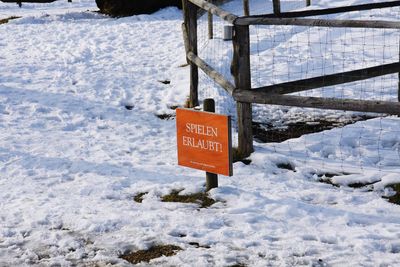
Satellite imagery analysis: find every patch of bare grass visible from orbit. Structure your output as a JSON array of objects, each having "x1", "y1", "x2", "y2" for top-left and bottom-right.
[
  {"x1": 0, "y1": 16, "x2": 21, "y2": 25},
  {"x1": 161, "y1": 189, "x2": 216, "y2": 208},
  {"x1": 232, "y1": 147, "x2": 251, "y2": 164},
  {"x1": 133, "y1": 192, "x2": 148, "y2": 203},
  {"x1": 120, "y1": 245, "x2": 182, "y2": 264},
  {"x1": 253, "y1": 115, "x2": 375, "y2": 143},
  {"x1": 384, "y1": 184, "x2": 400, "y2": 205}
]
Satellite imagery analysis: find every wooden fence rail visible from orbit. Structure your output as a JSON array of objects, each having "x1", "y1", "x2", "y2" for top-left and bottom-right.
[
  {"x1": 263, "y1": 0, "x2": 400, "y2": 18},
  {"x1": 187, "y1": 52, "x2": 235, "y2": 94},
  {"x1": 188, "y1": 0, "x2": 238, "y2": 23},
  {"x1": 232, "y1": 93, "x2": 400, "y2": 116},
  {"x1": 235, "y1": 17, "x2": 400, "y2": 28},
  {"x1": 254, "y1": 62, "x2": 400, "y2": 95}
]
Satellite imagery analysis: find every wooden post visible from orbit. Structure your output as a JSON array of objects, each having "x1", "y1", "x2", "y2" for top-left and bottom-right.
[
  {"x1": 181, "y1": 23, "x2": 190, "y2": 64},
  {"x1": 306, "y1": 0, "x2": 311, "y2": 7},
  {"x1": 232, "y1": 25, "x2": 254, "y2": 158},
  {"x1": 207, "y1": 0, "x2": 213, "y2": 39},
  {"x1": 272, "y1": 0, "x2": 281, "y2": 15},
  {"x1": 208, "y1": 11, "x2": 213, "y2": 39},
  {"x1": 181, "y1": 0, "x2": 187, "y2": 14},
  {"x1": 398, "y1": 71, "x2": 400, "y2": 101},
  {"x1": 204, "y1": 98, "x2": 218, "y2": 191},
  {"x1": 183, "y1": 0, "x2": 199, "y2": 107},
  {"x1": 243, "y1": 0, "x2": 250, "y2": 16}
]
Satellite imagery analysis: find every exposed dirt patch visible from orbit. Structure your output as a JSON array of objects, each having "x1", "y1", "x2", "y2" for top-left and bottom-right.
[
  {"x1": 156, "y1": 113, "x2": 175, "y2": 120},
  {"x1": 276, "y1": 162, "x2": 295, "y2": 171},
  {"x1": 317, "y1": 172, "x2": 348, "y2": 178},
  {"x1": 124, "y1": 105, "x2": 134, "y2": 110},
  {"x1": 0, "y1": 16, "x2": 21, "y2": 25},
  {"x1": 232, "y1": 147, "x2": 251, "y2": 164},
  {"x1": 158, "y1": 79, "x2": 171, "y2": 85},
  {"x1": 161, "y1": 189, "x2": 216, "y2": 208},
  {"x1": 253, "y1": 115, "x2": 375, "y2": 143},
  {"x1": 347, "y1": 181, "x2": 377, "y2": 189},
  {"x1": 133, "y1": 192, "x2": 148, "y2": 203},
  {"x1": 188, "y1": 242, "x2": 211, "y2": 249},
  {"x1": 316, "y1": 172, "x2": 379, "y2": 190},
  {"x1": 383, "y1": 184, "x2": 400, "y2": 205},
  {"x1": 238, "y1": 158, "x2": 251, "y2": 165},
  {"x1": 315, "y1": 173, "x2": 400, "y2": 205},
  {"x1": 168, "y1": 104, "x2": 180, "y2": 110},
  {"x1": 318, "y1": 178, "x2": 340, "y2": 188},
  {"x1": 315, "y1": 172, "x2": 350, "y2": 188},
  {"x1": 120, "y1": 245, "x2": 182, "y2": 264}
]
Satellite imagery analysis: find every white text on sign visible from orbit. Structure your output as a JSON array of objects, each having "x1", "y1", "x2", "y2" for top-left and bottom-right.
[{"x1": 183, "y1": 123, "x2": 223, "y2": 152}]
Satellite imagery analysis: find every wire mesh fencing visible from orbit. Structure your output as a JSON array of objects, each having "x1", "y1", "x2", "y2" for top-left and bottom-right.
[{"x1": 189, "y1": 0, "x2": 400, "y2": 176}]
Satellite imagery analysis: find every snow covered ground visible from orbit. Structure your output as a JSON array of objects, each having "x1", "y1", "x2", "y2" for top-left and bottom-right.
[{"x1": 1, "y1": 0, "x2": 400, "y2": 266}]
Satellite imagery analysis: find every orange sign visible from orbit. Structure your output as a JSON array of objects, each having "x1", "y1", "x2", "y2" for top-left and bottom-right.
[{"x1": 176, "y1": 108, "x2": 233, "y2": 176}]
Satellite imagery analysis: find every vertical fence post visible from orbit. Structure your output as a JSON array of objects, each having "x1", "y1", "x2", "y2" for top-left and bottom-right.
[
  {"x1": 272, "y1": 0, "x2": 281, "y2": 15},
  {"x1": 232, "y1": 25, "x2": 254, "y2": 158},
  {"x1": 306, "y1": 0, "x2": 311, "y2": 6},
  {"x1": 243, "y1": 0, "x2": 250, "y2": 16},
  {"x1": 207, "y1": 0, "x2": 213, "y2": 39},
  {"x1": 204, "y1": 99, "x2": 219, "y2": 191},
  {"x1": 183, "y1": 0, "x2": 199, "y2": 107}
]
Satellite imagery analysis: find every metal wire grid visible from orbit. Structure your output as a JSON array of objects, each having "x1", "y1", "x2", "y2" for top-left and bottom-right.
[{"x1": 194, "y1": 2, "x2": 400, "y2": 174}]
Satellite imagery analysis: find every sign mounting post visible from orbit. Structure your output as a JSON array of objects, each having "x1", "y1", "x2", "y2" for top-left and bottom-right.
[
  {"x1": 176, "y1": 99, "x2": 233, "y2": 191},
  {"x1": 203, "y1": 99, "x2": 218, "y2": 191}
]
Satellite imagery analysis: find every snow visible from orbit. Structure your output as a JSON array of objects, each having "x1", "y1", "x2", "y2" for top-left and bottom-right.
[{"x1": 1, "y1": 0, "x2": 400, "y2": 266}]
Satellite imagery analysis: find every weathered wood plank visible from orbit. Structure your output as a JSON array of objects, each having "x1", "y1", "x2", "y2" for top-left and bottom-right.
[
  {"x1": 233, "y1": 25, "x2": 254, "y2": 157},
  {"x1": 243, "y1": 0, "x2": 250, "y2": 16},
  {"x1": 398, "y1": 70, "x2": 400, "y2": 101},
  {"x1": 235, "y1": 17, "x2": 400, "y2": 29},
  {"x1": 181, "y1": 23, "x2": 190, "y2": 63},
  {"x1": 253, "y1": 62, "x2": 400, "y2": 95},
  {"x1": 272, "y1": 0, "x2": 281, "y2": 15},
  {"x1": 187, "y1": 52, "x2": 236, "y2": 94},
  {"x1": 233, "y1": 92, "x2": 400, "y2": 115},
  {"x1": 188, "y1": 0, "x2": 238, "y2": 24},
  {"x1": 204, "y1": 98, "x2": 218, "y2": 191},
  {"x1": 184, "y1": 0, "x2": 199, "y2": 107},
  {"x1": 207, "y1": 0, "x2": 213, "y2": 39},
  {"x1": 247, "y1": 1, "x2": 400, "y2": 18}
]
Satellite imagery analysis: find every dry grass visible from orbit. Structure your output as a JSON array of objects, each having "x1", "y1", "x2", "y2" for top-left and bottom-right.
[
  {"x1": 385, "y1": 184, "x2": 400, "y2": 205},
  {"x1": 252, "y1": 116, "x2": 375, "y2": 144},
  {"x1": 120, "y1": 245, "x2": 182, "y2": 264},
  {"x1": 161, "y1": 189, "x2": 216, "y2": 208},
  {"x1": 0, "y1": 16, "x2": 21, "y2": 25},
  {"x1": 133, "y1": 192, "x2": 148, "y2": 203}
]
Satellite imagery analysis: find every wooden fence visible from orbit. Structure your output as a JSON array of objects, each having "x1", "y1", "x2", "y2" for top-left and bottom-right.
[{"x1": 182, "y1": 0, "x2": 400, "y2": 158}]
